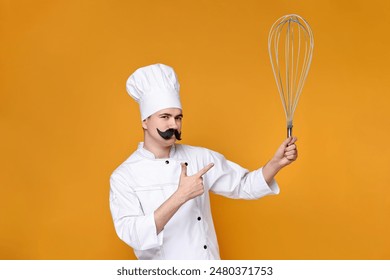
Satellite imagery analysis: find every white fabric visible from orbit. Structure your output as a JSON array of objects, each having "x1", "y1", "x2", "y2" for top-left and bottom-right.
[
  {"x1": 109, "y1": 143, "x2": 280, "y2": 260},
  {"x1": 126, "y1": 64, "x2": 181, "y2": 120}
]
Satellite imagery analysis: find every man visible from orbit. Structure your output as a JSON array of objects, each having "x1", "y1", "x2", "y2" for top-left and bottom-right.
[{"x1": 109, "y1": 63, "x2": 298, "y2": 260}]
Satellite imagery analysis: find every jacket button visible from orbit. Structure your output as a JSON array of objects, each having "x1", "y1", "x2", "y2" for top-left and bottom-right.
[
  {"x1": 204, "y1": 245, "x2": 207, "y2": 249},
  {"x1": 197, "y1": 217, "x2": 201, "y2": 221},
  {"x1": 165, "y1": 160, "x2": 169, "y2": 164}
]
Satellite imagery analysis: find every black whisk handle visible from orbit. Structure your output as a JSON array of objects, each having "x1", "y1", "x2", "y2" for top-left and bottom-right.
[{"x1": 287, "y1": 125, "x2": 293, "y2": 138}]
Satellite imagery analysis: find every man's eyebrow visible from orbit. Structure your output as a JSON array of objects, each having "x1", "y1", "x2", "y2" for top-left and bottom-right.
[{"x1": 158, "y1": 113, "x2": 183, "y2": 118}]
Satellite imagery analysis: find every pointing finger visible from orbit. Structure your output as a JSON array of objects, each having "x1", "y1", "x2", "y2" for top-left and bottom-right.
[
  {"x1": 197, "y1": 163, "x2": 214, "y2": 177},
  {"x1": 180, "y1": 162, "x2": 187, "y2": 177}
]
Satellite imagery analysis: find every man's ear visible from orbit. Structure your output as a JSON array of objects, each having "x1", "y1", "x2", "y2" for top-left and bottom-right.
[{"x1": 142, "y1": 118, "x2": 148, "y2": 130}]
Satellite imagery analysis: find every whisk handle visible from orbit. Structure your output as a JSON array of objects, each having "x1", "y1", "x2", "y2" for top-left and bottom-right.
[{"x1": 287, "y1": 125, "x2": 293, "y2": 138}]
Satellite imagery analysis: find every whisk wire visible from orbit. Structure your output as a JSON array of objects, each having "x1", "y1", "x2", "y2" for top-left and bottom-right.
[{"x1": 268, "y1": 14, "x2": 314, "y2": 137}]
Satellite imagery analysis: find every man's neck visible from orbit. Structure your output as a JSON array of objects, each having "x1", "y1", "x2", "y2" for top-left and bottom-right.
[{"x1": 142, "y1": 142, "x2": 172, "y2": 159}]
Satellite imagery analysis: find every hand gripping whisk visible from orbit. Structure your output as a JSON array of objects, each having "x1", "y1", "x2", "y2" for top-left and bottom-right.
[{"x1": 268, "y1": 14, "x2": 314, "y2": 137}]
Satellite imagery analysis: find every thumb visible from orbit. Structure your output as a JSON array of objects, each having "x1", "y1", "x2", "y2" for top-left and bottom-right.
[
  {"x1": 282, "y1": 137, "x2": 292, "y2": 148},
  {"x1": 180, "y1": 162, "x2": 187, "y2": 178},
  {"x1": 289, "y1": 136, "x2": 298, "y2": 145}
]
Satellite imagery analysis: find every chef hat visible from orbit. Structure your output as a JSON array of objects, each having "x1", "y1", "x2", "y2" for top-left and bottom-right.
[{"x1": 126, "y1": 63, "x2": 182, "y2": 120}]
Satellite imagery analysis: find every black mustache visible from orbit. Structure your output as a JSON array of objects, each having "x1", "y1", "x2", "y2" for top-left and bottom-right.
[{"x1": 157, "y1": 129, "x2": 182, "y2": 140}]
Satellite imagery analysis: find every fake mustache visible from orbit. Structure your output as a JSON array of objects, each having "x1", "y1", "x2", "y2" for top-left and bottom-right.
[{"x1": 157, "y1": 128, "x2": 182, "y2": 141}]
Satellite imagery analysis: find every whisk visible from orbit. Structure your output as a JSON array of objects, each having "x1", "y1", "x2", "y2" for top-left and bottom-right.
[{"x1": 268, "y1": 14, "x2": 314, "y2": 137}]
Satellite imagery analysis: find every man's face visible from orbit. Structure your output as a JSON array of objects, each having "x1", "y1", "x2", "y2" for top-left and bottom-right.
[{"x1": 142, "y1": 108, "x2": 183, "y2": 147}]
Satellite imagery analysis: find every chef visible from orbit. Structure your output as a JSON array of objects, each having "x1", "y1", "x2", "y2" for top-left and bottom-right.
[{"x1": 109, "y1": 63, "x2": 298, "y2": 260}]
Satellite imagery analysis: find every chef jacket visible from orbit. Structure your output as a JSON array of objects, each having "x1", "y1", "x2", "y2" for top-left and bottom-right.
[{"x1": 109, "y1": 143, "x2": 280, "y2": 260}]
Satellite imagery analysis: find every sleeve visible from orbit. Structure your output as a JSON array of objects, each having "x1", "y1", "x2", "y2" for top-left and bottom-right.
[
  {"x1": 109, "y1": 172, "x2": 164, "y2": 251},
  {"x1": 204, "y1": 150, "x2": 280, "y2": 199}
]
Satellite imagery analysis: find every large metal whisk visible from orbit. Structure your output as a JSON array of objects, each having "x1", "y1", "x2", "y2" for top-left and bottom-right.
[{"x1": 268, "y1": 14, "x2": 314, "y2": 137}]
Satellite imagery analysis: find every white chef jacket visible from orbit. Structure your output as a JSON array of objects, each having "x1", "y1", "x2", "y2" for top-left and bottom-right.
[{"x1": 109, "y1": 143, "x2": 279, "y2": 260}]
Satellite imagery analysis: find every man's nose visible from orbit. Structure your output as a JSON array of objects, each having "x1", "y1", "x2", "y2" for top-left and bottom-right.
[{"x1": 168, "y1": 118, "x2": 178, "y2": 129}]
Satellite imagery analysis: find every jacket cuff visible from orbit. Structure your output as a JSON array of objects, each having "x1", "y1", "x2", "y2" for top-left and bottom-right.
[
  {"x1": 136, "y1": 213, "x2": 164, "y2": 250},
  {"x1": 257, "y1": 167, "x2": 280, "y2": 195}
]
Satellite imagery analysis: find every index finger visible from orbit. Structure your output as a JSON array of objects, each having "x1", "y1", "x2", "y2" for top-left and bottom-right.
[{"x1": 196, "y1": 163, "x2": 214, "y2": 177}]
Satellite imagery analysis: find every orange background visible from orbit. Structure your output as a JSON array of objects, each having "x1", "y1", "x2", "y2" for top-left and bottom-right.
[{"x1": 1, "y1": 0, "x2": 390, "y2": 259}]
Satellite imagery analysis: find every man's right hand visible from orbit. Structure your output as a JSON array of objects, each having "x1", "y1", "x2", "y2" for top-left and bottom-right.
[
  {"x1": 154, "y1": 162, "x2": 214, "y2": 234},
  {"x1": 176, "y1": 163, "x2": 214, "y2": 203}
]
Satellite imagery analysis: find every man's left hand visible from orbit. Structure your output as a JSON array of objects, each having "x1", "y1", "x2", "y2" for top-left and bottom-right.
[{"x1": 273, "y1": 136, "x2": 298, "y2": 168}]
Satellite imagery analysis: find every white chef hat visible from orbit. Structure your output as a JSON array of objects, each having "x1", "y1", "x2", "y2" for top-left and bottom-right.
[{"x1": 126, "y1": 63, "x2": 182, "y2": 120}]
